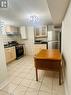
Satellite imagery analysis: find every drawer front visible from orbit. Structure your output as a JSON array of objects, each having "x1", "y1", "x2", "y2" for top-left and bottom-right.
[{"x1": 34, "y1": 59, "x2": 61, "y2": 71}]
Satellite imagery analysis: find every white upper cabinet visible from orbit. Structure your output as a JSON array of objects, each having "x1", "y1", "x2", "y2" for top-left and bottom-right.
[
  {"x1": 5, "y1": 25, "x2": 18, "y2": 35},
  {"x1": 20, "y1": 26, "x2": 27, "y2": 39},
  {"x1": 34, "y1": 25, "x2": 47, "y2": 38}
]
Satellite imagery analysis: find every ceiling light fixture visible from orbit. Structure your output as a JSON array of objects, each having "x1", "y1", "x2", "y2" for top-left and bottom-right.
[
  {"x1": 25, "y1": 13, "x2": 42, "y2": 26},
  {"x1": 29, "y1": 15, "x2": 39, "y2": 23},
  {"x1": 0, "y1": 0, "x2": 8, "y2": 8}
]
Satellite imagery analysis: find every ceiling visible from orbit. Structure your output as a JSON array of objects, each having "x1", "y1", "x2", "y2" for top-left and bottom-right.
[
  {"x1": 0, "y1": 0, "x2": 52, "y2": 26},
  {"x1": 0, "y1": 0, "x2": 70, "y2": 26},
  {"x1": 47, "y1": 0, "x2": 70, "y2": 25}
]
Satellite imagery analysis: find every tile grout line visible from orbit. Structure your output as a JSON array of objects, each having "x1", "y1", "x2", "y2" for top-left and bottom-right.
[
  {"x1": 1, "y1": 56, "x2": 64, "y2": 95},
  {"x1": 37, "y1": 76, "x2": 44, "y2": 95},
  {"x1": 51, "y1": 78, "x2": 53, "y2": 95}
]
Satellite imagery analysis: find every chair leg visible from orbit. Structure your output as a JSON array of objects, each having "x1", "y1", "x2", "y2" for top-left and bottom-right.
[{"x1": 36, "y1": 68, "x2": 38, "y2": 81}]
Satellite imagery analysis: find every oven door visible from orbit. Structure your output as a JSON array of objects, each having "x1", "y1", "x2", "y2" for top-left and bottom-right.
[{"x1": 16, "y1": 46, "x2": 24, "y2": 59}]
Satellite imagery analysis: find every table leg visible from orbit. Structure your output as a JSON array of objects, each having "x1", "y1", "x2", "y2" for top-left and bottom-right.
[
  {"x1": 59, "y1": 66, "x2": 62, "y2": 85},
  {"x1": 36, "y1": 68, "x2": 38, "y2": 81}
]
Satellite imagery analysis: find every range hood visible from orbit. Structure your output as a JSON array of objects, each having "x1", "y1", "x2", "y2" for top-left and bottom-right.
[
  {"x1": 6, "y1": 25, "x2": 19, "y2": 35},
  {"x1": 6, "y1": 31, "x2": 19, "y2": 35}
]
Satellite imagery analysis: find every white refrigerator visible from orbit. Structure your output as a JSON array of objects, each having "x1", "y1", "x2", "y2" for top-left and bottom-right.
[{"x1": 47, "y1": 31, "x2": 61, "y2": 49}]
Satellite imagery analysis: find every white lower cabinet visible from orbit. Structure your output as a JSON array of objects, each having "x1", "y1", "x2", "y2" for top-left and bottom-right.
[
  {"x1": 34, "y1": 44, "x2": 46, "y2": 55},
  {"x1": 5, "y1": 46, "x2": 16, "y2": 63}
]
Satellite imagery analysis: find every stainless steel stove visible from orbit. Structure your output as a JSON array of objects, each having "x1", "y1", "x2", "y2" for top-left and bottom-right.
[{"x1": 15, "y1": 44, "x2": 24, "y2": 59}]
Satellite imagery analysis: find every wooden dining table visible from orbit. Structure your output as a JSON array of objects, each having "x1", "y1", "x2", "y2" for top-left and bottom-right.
[{"x1": 34, "y1": 49, "x2": 62, "y2": 85}]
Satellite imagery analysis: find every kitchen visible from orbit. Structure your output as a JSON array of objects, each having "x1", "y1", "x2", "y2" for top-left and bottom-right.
[
  {"x1": 0, "y1": 0, "x2": 64, "y2": 94},
  {"x1": 1, "y1": 21, "x2": 61, "y2": 64},
  {"x1": 0, "y1": 21, "x2": 63, "y2": 95}
]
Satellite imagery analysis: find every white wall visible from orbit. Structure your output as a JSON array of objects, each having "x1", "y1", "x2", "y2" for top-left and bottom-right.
[
  {"x1": 62, "y1": 1, "x2": 71, "y2": 95},
  {"x1": 2, "y1": 35, "x2": 21, "y2": 44},
  {"x1": 23, "y1": 26, "x2": 34, "y2": 56},
  {"x1": 0, "y1": 35, "x2": 7, "y2": 84},
  {"x1": 0, "y1": 21, "x2": 7, "y2": 85}
]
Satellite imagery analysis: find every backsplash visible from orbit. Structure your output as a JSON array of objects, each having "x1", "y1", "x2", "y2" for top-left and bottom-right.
[
  {"x1": 3, "y1": 35, "x2": 21, "y2": 44},
  {"x1": 0, "y1": 20, "x2": 22, "y2": 44}
]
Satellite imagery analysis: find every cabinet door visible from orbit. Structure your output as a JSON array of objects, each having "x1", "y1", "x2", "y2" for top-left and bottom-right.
[
  {"x1": 5, "y1": 47, "x2": 16, "y2": 63},
  {"x1": 10, "y1": 47, "x2": 16, "y2": 60},
  {"x1": 5, "y1": 25, "x2": 18, "y2": 33},
  {"x1": 41, "y1": 26, "x2": 47, "y2": 36},
  {"x1": 20, "y1": 26, "x2": 27, "y2": 39},
  {"x1": 5, "y1": 26, "x2": 11, "y2": 32},
  {"x1": 34, "y1": 44, "x2": 46, "y2": 55},
  {"x1": 5, "y1": 48, "x2": 11, "y2": 63},
  {"x1": 34, "y1": 26, "x2": 47, "y2": 38},
  {"x1": 12, "y1": 26, "x2": 18, "y2": 32},
  {"x1": 34, "y1": 28, "x2": 40, "y2": 37}
]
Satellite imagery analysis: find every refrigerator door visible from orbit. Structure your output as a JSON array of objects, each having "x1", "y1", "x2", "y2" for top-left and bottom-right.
[
  {"x1": 48, "y1": 41, "x2": 60, "y2": 49},
  {"x1": 47, "y1": 31, "x2": 52, "y2": 49},
  {"x1": 47, "y1": 31, "x2": 60, "y2": 49}
]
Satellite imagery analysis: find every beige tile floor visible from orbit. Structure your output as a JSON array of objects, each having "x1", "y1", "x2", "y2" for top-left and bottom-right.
[{"x1": 0, "y1": 56, "x2": 65, "y2": 95}]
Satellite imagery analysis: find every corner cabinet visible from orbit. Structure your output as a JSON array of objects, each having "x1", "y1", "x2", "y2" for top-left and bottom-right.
[{"x1": 20, "y1": 26, "x2": 27, "y2": 39}]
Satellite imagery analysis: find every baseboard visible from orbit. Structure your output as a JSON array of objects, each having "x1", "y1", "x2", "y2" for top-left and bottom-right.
[
  {"x1": 62, "y1": 54, "x2": 69, "y2": 95},
  {"x1": 64, "y1": 80, "x2": 69, "y2": 95}
]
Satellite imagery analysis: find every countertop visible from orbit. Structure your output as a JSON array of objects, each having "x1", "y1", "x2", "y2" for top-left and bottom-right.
[
  {"x1": 34, "y1": 40, "x2": 48, "y2": 44},
  {"x1": 34, "y1": 40, "x2": 60, "y2": 44},
  {"x1": 4, "y1": 44, "x2": 24, "y2": 48},
  {"x1": 4, "y1": 45, "x2": 15, "y2": 48},
  {"x1": 34, "y1": 42, "x2": 48, "y2": 44}
]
